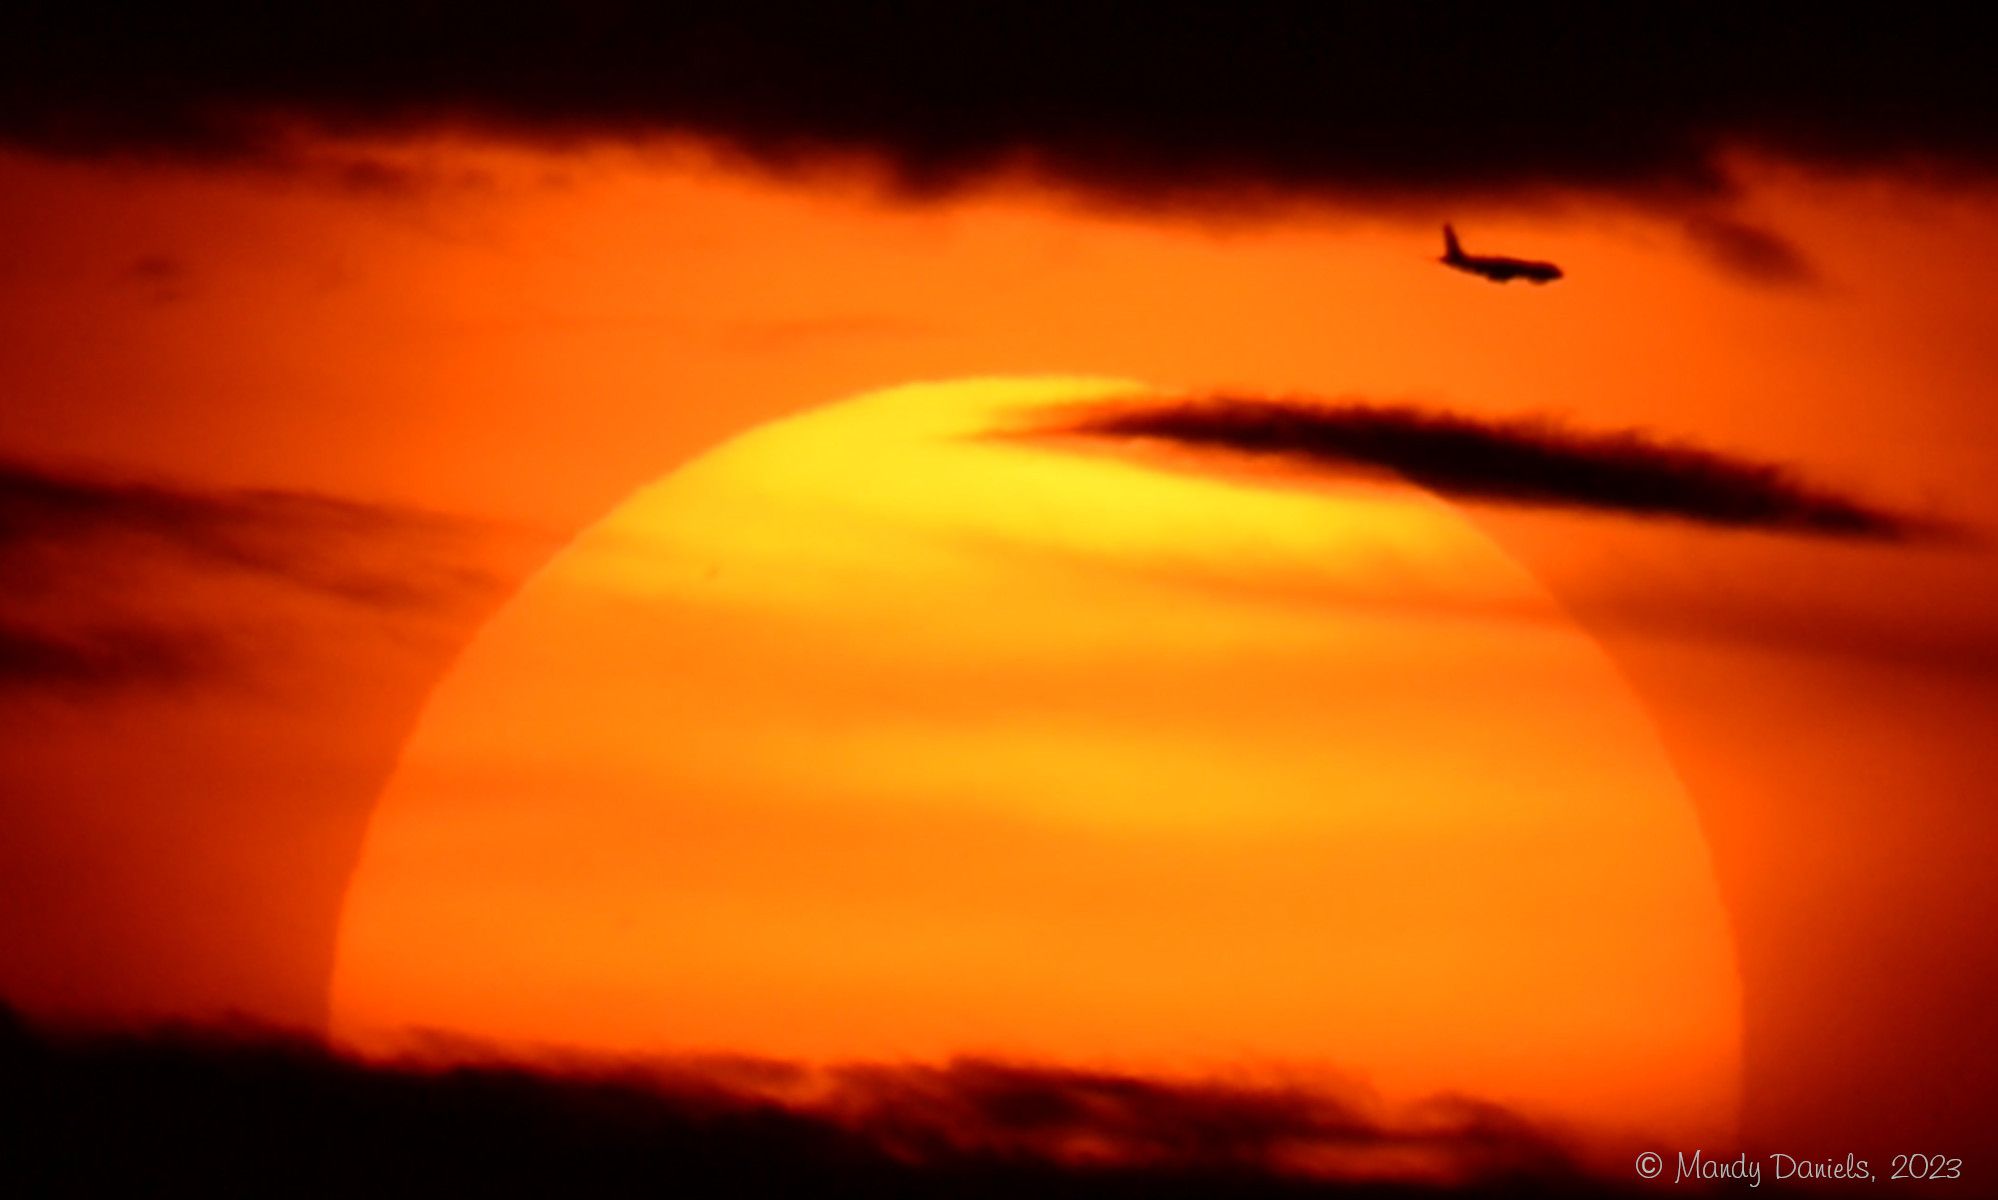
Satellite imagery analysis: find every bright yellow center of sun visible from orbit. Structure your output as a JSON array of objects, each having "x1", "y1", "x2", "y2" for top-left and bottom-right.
[{"x1": 332, "y1": 377, "x2": 1740, "y2": 1145}]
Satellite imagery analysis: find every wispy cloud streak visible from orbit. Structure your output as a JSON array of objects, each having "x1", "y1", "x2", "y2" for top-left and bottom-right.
[
  {"x1": 0, "y1": 458, "x2": 522, "y2": 692},
  {"x1": 1012, "y1": 396, "x2": 1917, "y2": 538}
]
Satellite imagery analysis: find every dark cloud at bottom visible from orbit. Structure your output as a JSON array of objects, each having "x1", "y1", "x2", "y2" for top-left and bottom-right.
[{"x1": 0, "y1": 1004, "x2": 1663, "y2": 1198}]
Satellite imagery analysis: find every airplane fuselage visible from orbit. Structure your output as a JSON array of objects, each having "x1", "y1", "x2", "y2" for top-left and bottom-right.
[
  {"x1": 1438, "y1": 225, "x2": 1563, "y2": 284},
  {"x1": 1442, "y1": 251, "x2": 1563, "y2": 284}
]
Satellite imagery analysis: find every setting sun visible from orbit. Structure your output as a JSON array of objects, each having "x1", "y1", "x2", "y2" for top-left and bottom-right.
[{"x1": 333, "y1": 378, "x2": 1740, "y2": 1145}]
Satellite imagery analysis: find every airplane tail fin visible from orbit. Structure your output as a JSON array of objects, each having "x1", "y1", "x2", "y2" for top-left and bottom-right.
[{"x1": 1442, "y1": 223, "x2": 1463, "y2": 260}]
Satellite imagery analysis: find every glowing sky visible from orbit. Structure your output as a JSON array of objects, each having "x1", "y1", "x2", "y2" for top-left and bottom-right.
[{"x1": 1, "y1": 129, "x2": 1994, "y2": 1169}]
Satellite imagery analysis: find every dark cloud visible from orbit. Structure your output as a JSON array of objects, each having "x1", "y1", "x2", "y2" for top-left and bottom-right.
[
  {"x1": 0, "y1": 458, "x2": 519, "y2": 692},
  {"x1": 0, "y1": 457, "x2": 506, "y2": 613},
  {"x1": 1, "y1": 6, "x2": 1993, "y2": 210},
  {"x1": 314, "y1": 152, "x2": 502, "y2": 200},
  {"x1": 120, "y1": 253, "x2": 190, "y2": 303},
  {"x1": 816, "y1": 1059, "x2": 1574, "y2": 1184},
  {"x1": 0, "y1": 616, "x2": 226, "y2": 692},
  {"x1": 1682, "y1": 216, "x2": 1819, "y2": 286},
  {"x1": 0, "y1": 1005, "x2": 1638, "y2": 1197},
  {"x1": 1011, "y1": 396, "x2": 1917, "y2": 539},
  {"x1": 122, "y1": 253, "x2": 184, "y2": 282}
]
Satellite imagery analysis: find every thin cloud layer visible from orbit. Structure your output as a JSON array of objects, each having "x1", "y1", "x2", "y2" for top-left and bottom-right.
[
  {"x1": 1013, "y1": 396, "x2": 1915, "y2": 538},
  {"x1": 817, "y1": 1059, "x2": 1574, "y2": 1183},
  {"x1": 1682, "y1": 216, "x2": 1819, "y2": 286},
  {"x1": 2, "y1": 6, "x2": 1993, "y2": 210},
  {"x1": 0, "y1": 1006, "x2": 1629, "y2": 1197},
  {"x1": 0, "y1": 617, "x2": 224, "y2": 692},
  {"x1": 0, "y1": 458, "x2": 521, "y2": 692},
  {"x1": 0, "y1": 458, "x2": 503, "y2": 611}
]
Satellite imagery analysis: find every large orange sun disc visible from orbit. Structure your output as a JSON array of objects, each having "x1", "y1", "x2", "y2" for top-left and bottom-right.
[{"x1": 332, "y1": 377, "x2": 1741, "y2": 1147}]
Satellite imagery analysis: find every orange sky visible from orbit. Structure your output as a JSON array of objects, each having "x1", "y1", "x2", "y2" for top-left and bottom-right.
[{"x1": 2, "y1": 138, "x2": 1995, "y2": 1167}]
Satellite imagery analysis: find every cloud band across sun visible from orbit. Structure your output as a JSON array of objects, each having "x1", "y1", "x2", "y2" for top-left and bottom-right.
[{"x1": 1005, "y1": 396, "x2": 1918, "y2": 538}]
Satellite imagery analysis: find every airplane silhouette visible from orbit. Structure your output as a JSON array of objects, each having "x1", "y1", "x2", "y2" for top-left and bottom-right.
[{"x1": 1439, "y1": 224, "x2": 1563, "y2": 284}]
